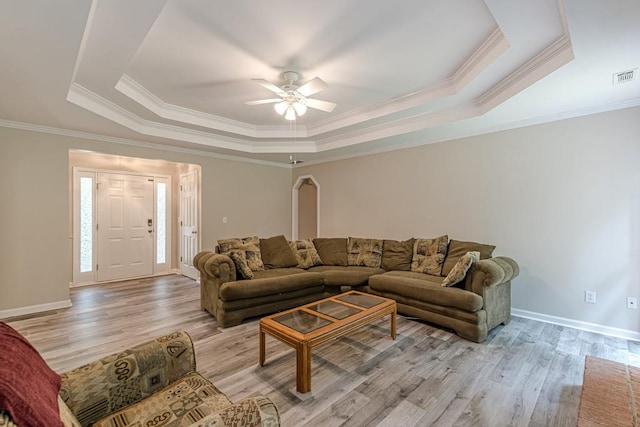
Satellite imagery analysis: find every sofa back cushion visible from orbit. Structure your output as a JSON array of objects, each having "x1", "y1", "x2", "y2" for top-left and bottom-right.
[
  {"x1": 289, "y1": 239, "x2": 323, "y2": 269},
  {"x1": 0, "y1": 322, "x2": 64, "y2": 427},
  {"x1": 347, "y1": 237, "x2": 383, "y2": 268},
  {"x1": 259, "y1": 235, "x2": 299, "y2": 269},
  {"x1": 313, "y1": 238, "x2": 348, "y2": 266},
  {"x1": 441, "y1": 239, "x2": 495, "y2": 276},
  {"x1": 381, "y1": 239, "x2": 414, "y2": 271},
  {"x1": 410, "y1": 235, "x2": 449, "y2": 276}
]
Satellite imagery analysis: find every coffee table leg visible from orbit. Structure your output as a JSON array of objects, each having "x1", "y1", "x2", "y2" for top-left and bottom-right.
[
  {"x1": 296, "y1": 342, "x2": 311, "y2": 393},
  {"x1": 391, "y1": 308, "x2": 397, "y2": 340},
  {"x1": 259, "y1": 327, "x2": 266, "y2": 366}
]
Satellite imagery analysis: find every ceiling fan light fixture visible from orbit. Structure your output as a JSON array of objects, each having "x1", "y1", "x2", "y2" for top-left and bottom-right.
[
  {"x1": 293, "y1": 102, "x2": 307, "y2": 116},
  {"x1": 274, "y1": 101, "x2": 288, "y2": 115},
  {"x1": 284, "y1": 106, "x2": 297, "y2": 120}
]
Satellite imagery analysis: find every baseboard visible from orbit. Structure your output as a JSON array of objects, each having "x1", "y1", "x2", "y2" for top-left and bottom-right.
[
  {"x1": 511, "y1": 308, "x2": 640, "y2": 342},
  {"x1": 0, "y1": 300, "x2": 72, "y2": 320}
]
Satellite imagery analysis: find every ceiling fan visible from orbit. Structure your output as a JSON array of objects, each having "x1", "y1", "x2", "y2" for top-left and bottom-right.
[{"x1": 245, "y1": 71, "x2": 336, "y2": 120}]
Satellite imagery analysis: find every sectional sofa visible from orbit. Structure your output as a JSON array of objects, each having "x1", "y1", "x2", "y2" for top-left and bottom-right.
[{"x1": 194, "y1": 235, "x2": 518, "y2": 343}]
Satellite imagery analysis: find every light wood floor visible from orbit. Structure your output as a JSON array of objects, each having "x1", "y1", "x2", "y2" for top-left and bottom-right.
[{"x1": 6, "y1": 275, "x2": 640, "y2": 426}]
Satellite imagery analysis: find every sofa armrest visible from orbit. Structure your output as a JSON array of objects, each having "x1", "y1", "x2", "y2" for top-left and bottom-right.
[
  {"x1": 465, "y1": 257, "x2": 519, "y2": 295},
  {"x1": 59, "y1": 331, "x2": 196, "y2": 427},
  {"x1": 195, "y1": 252, "x2": 236, "y2": 284},
  {"x1": 200, "y1": 396, "x2": 280, "y2": 427}
]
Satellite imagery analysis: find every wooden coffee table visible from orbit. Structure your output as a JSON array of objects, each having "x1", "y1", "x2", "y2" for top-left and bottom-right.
[{"x1": 259, "y1": 290, "x2": 396, "y2": 393}]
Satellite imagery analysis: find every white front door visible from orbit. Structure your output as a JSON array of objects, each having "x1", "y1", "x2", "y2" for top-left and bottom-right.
[
  {"x1": 180, "y1": 171, "x2": 199, "y2": 280},
  {"x1": 97, "y1": 173, "x2": 154, "y2": 281}
]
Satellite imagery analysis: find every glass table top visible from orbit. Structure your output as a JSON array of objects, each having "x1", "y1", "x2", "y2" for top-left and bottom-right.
[
  {"x1": 272, "y1": 310, "x2": 331, "y2": 334},
  {"x1": 336, "y1": 293, "x2": 384, "y2": 308},
  {"x1": 308, "y1": 300, "x2": 362, "y2": 319},
  {"x1": 270, "y1": 293, "x2": 387, "y2": 334}
]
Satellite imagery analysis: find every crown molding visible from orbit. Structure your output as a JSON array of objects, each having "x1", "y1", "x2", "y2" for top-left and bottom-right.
[
  {"x1": 67, "y1": 83, "x2": 318, "y2": 153},
  {"x1": 295, "y1": 99, "x2": 640, "y2": 168},
  {"x1": 477, "y1": 35, "x2": 574, "y2": 113},
  {"x1": 0, "y1": 119, "x2": 293, "y2": 169},
  {"x1": 115, "y1": 74, "x2": 309, "y2": 138},
  {"x1": 306, "y1": 28, "x2": 509, "y2": 137}
]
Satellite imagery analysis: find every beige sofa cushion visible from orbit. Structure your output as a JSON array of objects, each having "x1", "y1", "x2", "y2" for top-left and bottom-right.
[
  {"x1": 289, "y1": 239, "x2": 322, "y2": 269},
  {"x1": 369, "y1": 272, "x2": 483, "y2": 312},
  {"x1": 442, "y1": 251, "x2": 479, "y2": 287},
  {"x1": 260, "y1": 235, "x2": 298, "y2": 269},
  {"x1": 442, "y1": 239, "x2": 495, "y2": 276},
  {"x1": 218, "y1": 236, "x2": 265, "y2": 272},
  {"x1": 411, "y1": 235, "x2": 448, "y2": 276},
  {"x1": 381, "y1": 239, "x2": 414, "y2": 271},
  {"x1": 307, "y1": 266, "x2": 385, "y2": 287},
  {"x1": 347, "y1": 237, "x2": 383, "y2": 268},
  {"x1": 219, "y1": 271, "x2": 323, "y2": 301},
  {"x1": 313, "y1": 238, "x2": 348, "y2": 266}
]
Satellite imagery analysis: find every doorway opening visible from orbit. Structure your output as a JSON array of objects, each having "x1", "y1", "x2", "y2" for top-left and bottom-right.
[
  {"x1": 70, "y1": 151, "x2": 201, "y2": 286},
  {"x1": 292, "y1": 175, "x2": 320, "y2": 240}
]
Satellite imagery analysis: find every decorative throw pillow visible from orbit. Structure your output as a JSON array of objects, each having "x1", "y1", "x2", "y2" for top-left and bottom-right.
[
  {"x1": 347, "y1": 237, "x2": 383, "y2": 268},
  {"x1": 313, "y1": 238, "x2": 348, "y2": 266},
  {"x1": 381, "y1": 239, "x2": 415, "y2": 271},
  {"x1": 441, "y1": 251, "x2": 480, "y2": 287},
  {"x1": 411, "y1": 235, "x2": 449, "y2": 276},
  {"x1": 218, "y1": 236, "x2": 265, "y2": 272},
  {"x1": 0, "y1": 322, "x2": 64, "y2": 427},
  {"x1": 228, "y1": 250, "x2": 254, "y2": 279},
  {"x1": 289, "y1": 239, "x2": 322, "y2": 269},
  {"x1": 259, "y1": 235, "x2": 298, "y2": 269},
  {"x1": 441, "y1": 239, "x2": 495, "y2": 276}
]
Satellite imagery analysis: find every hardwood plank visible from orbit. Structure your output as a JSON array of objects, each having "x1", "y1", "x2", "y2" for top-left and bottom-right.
[{"x1": 5, "y1": 275, "x2": 640, "y2": 427}]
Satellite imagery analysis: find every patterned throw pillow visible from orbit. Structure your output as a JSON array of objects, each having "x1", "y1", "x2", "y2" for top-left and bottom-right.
[
  {"x1": 441, "y1": 251, "x2": 480, "y2": 287},
  {"x1": 347, "y1": 237, "x2": 383, "y2": 268},
  {"x1": 288, "y1": 240, "x2": 322, "y2": 269},
  {"x1": 218, "y1": 236, "x2": 265, "y2": 272},
  {"x1": 227, "y1": 250, "x2": 254, "y2": 280},
  {"x1": 411, "y1": 235, "x2": 449, "y2": 276}
]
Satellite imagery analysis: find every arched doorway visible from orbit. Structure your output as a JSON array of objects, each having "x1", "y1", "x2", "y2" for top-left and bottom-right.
[{"x1": 292, "y1": 175, "x2": 320, "y2": 240}]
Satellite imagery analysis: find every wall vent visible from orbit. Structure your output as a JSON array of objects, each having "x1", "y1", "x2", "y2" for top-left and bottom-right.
[{"x1": 613, "y1": 68, "x2": 637, "y2": 85}]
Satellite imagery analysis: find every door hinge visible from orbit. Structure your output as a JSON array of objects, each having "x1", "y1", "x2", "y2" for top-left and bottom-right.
[
  {"x1": 96, "y1": 223, "x2": 99, "y2": 230},
  {"x1": 96, "y1": 264, "x2": 99, "y2": 271},
  {"x1": 180, "y1": 256, "x2": 183, "y2": 262},
  {"x1": 180, "y1": 220, "x2": 183, "y2": 226},
  {"x1": 180, "y1": 185, "x2": 183, "y2": 191}
]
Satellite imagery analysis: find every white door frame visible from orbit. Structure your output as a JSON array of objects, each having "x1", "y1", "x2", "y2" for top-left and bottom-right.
[
  {"x1": 71, "y1": 167, "x2": 172, "y2": 286},
  {"x1": 292, "y1": 175, "x2": 320, "y2": 240}
]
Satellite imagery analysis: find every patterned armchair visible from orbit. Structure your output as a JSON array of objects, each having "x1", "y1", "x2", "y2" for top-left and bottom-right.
[{"x1": 0, "y1": 328, "x2": 279, "y2": 427}]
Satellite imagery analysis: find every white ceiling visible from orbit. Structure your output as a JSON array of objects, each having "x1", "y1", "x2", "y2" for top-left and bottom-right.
[{"x1": 1, "y1": 0, "x2": 638, "y2": 165}]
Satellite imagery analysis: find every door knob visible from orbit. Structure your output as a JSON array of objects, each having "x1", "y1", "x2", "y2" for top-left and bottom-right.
[{"x1": 192, "y1": 230, "x2": 198, "y2": 234}]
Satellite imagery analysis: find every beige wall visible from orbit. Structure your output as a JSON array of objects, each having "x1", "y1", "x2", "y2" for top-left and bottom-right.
[
  {"x1": 0, "y1": 127, "x2": 292, "y2": 313},
  {"x1": 294, "y1": 107, "x2": 640, "y2": 334}
]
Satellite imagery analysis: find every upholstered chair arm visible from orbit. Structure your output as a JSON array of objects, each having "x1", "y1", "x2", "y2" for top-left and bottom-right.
[
  {"x1": 465, "y1": 257, "x2": 519, "y2": 295},
  {"x1": 198, "y1": 396, "x2": 280, "y2": 426},
  {"x1": 59, "y1": 331, "x2": 196, "y2": 427},
  {"x1": 201, "y1": 253, "x2": 236, "y2": 284}
]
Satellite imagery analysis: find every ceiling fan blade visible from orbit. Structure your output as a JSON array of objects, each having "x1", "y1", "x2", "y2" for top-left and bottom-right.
[
  {"x1": 305, "y1": 98, "x2": 337, "y2": 112},
  {"x1": 252, "y1": 79, "x2": 286, "y2": 96},
  {"x1": 245, "y1": 98, "x2": 282, "y2": 105},
  {"x1": 297, "y1": 77, "x2": 328, "y2": 97}
]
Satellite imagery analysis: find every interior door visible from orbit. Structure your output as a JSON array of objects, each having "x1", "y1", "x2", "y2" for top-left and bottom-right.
[
  {"x1": 97, "y1": 173, "x2": 154, "y2": 281},
  {"x1": 180, "y1": 171, "x2": 199, "y2": 280}
]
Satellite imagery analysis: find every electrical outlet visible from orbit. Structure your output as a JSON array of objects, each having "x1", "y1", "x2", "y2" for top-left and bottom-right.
[
  {"x1": 585, "y1": 290, "x2": 596, "y2": 304},
  {"x1": 627, "y1": 297, "x2": 638, "y2": 309},
  {"x1": 222, "y1": 216, "x2": 227, "y2": 224}
]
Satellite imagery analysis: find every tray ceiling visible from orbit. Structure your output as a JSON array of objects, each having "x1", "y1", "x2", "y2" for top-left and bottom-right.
[{"x1": 1, "y1": 0, "x2": 639, "y2": 164}]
